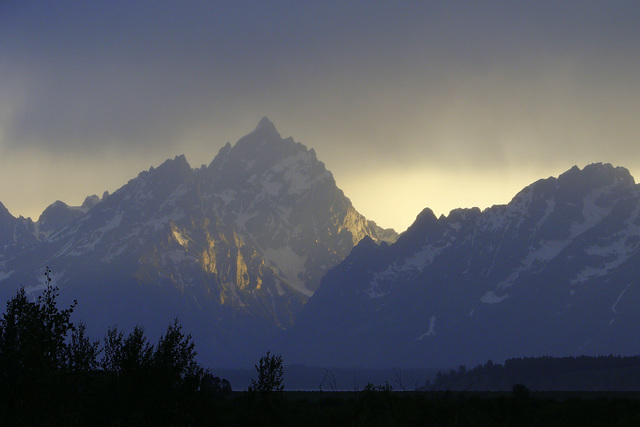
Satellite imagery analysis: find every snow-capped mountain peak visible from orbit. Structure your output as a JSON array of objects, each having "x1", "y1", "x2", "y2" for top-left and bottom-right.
[
  {"x1": 0, "y1": 118, "x2": 397, "y2": 367},
  {"x1": 200, "y1": 119, "x2": 395, "y2": 295}
]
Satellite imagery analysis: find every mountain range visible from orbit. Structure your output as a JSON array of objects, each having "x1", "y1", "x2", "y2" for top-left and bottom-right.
[
  {"x1": 0, "y1": 118, "x2": 395, "y2": 367},
  {"x1": 284, "y1": 163, "x2": 640, "y2": 368},
  {"x1": 1, "y1": 118, "x2": 639, "y2": 369}
]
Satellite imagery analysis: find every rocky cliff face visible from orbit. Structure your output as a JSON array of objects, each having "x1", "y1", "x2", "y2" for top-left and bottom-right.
[
  {"x1": 202, "y1": 117, "x2": 394, "y2": 295},
  {"x1": 283, "y1": 163, "x2": 640, "y2": 368},
  {"x1": 0, "y1": 202, "x2": 38, "y2": 259},
  {"x1": 0, "y1": 118, "x2": 397, "y2": 367}
]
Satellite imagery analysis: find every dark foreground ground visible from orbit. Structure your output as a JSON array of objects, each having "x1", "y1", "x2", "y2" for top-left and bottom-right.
[
  {"x1": 190, "y1": 390, "x2": 640, "y2": 427},
  {"x1": 4, "y1": 389, "x2": 640, "y2": 425}
]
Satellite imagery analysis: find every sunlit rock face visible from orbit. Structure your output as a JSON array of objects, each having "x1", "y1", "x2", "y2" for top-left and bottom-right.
[
  {"x1": 284, "y1": 163, "x2": 640, "y2": 368},
  {"x1": 0, "y1": 117, "x2": 397, "y2": 367},
  {"x1": 202, "y1": 117, "x2": 395, "y2": 296}
]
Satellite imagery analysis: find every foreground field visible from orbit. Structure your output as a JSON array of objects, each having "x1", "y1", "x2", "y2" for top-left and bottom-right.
[{"x1": 204, "y1": 390, "x2": 640, "y2": 427}]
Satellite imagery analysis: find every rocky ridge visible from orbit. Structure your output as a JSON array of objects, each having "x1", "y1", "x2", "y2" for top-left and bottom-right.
[
  {"x1": 283, "y1": 163, "x2": 640, "y2": 368},
  {"x1": 0, "y1": 118, "x2": 396, "y2": 367}
]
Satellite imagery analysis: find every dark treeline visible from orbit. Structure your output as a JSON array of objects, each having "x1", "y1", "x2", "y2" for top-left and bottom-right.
[
  {"x1": 0, "y1": 268, "x2": 231, "y2": 425},
  {"x1": 4, "y1": 270, "x2": 640, "y2": 425},
  {"x1": 427, "y1": 355, "x2": 640, "y2": 391},
  {"x1": 217, "y1": 365, "x2": 439, "y2": 391}
]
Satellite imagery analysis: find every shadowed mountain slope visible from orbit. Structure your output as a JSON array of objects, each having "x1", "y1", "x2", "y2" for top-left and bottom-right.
[{"x1": 283, "y1": 163, "x2": 640, "y2": 368}]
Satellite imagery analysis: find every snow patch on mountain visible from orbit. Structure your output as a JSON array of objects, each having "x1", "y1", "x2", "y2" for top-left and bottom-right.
[
  {"x1": 260, "y1": 150, "x2": 330, "y2": 197},
  {"x1": 98, "y1": 213, "x2": 124, "y2": 234},
  {"x1": 611, "y1": 283, "x2": 632, "y2": 314},
  {"x1": 365, "y1": 277, "x2": 389, "y2": 298},
  {"x1": 529, "y1": 240, "x2": 567, "y2": 262},
  {"x1": 496, "y1": 239, "x2": 568, "y2": 289},
  {"x1": 274, "y1": 280, "x2": 286, "y2": 296},
  {"x1": 570, "y1": 187, "x2": 613, "y2": 237},
  {"x1": 416, "y1": 315, "x2": 437, "y2": 340},
  {"x1": 262, "y1": 180, "x2": 283, "y2": 197},
  {"x1": 508, "y1": 189, "x2": 534, "y2": 228},
  {"x1": 481, "y1": 291, "x2": 509, "y2": 304},
  {"x1": 365, "y1": 242, "x2": 451, "y2": 298},
  {"x1": 167, "y1": 248, "x2": 190, "y2": 264},
  {"x1": 536, "y1": 198, "x2": 556, "y2": 228},
  {"x1": 263, "y1": 246, "x2": 311, "y2": 296},
  {"x1": 66, "y1": 213, "x2": 125, "y2": 256},
  {"x1": 159, "y1": 185, "x2": 190, "y2": 210},
  {"x1": 146, "y1": 209, "x2": 186, "y2": 231},
  {"x1": 479, "y1": 189, "x2": 534, "y2": 232},
  {"x1": 408, "y1": 242, "x2": 450, "y2": 268},
  {"x1": 570, "y1": 266, "x2": 605, "y2": 285},
  {"x1": 217, "y1": 189, "x2": 237, "y2": 205},
  {"x1": 25, "y1": 271, "x2": 65, "y2": 295},
  {"x1": 0, "y1": 269, "x2": 14, "y2": 283},
  {"x1": 478, "y1": 210, "x2": 508, "y2": 232},
  {"x1": 570, "y1": 205, "x2": 640, "y2": 284},
  {"x1": 236, "y1": 211, "x2": 259, "y2": 231},
  {"x1": 101, "y1": 243, "x2": 128, "y2": 263},
  {"x1": 496, "y1": 188, "x2": 624, "y2": 289}
]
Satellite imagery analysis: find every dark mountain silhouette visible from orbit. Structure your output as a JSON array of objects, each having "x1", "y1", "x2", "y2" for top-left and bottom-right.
[{"x1": 283, "y1": 163, "x2": 640, "y2": 368}]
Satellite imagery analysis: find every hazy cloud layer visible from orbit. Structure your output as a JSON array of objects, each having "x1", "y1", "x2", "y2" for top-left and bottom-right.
[{"x1": 1, "y1": 1, "x2": 639, "y2": 230}]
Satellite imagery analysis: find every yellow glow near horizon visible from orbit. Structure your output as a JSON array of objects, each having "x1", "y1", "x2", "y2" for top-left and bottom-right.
[
  {"x1": 2, "y1": 142, "x2": 639, "y2": 234},
  {"x1": 337, "y1": 165, "x2": 608, "y2": 232}
]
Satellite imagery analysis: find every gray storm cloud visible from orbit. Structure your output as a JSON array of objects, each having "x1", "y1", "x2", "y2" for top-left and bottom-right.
[{"x1": 0, "y1": 1, "x2": 639, "y2": 229}]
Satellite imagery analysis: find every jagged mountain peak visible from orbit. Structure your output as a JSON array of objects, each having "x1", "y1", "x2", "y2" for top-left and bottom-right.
[
  {"x1": 134, "y1": 155, "x2": 194, "y2": 189},
  {"x1": 222, "y1": 118, "x2": 321, "y2": 179},
  {"x1": 235, "y1": 117, "x2": 282, "y2": 150},
  {"x1": 0, "y1": 201, "x2": 14, "y2": 222},
  {"x1": 500, "y1": 163, "x2": 636, "y2": 217},
  {"x1": 397, "y1": 207, "x2": 440, "y2": 243},
  {"x1": 37, "y1": 200, "x2": 89, "y2": 240},
  {"x1": 556, "y1": 163, "x2": 635, "y2": 191},
  {"x1": 198, "y1": 118, "x2": 397, "y2": 295},
  {"x1": 413, "y1": 207, "x2": 438, "y2": 225},
  {"x1": 81, "y1": 194, "x2": 102, "y2": 211},
  {"x1": 0, "y1": 118, "x2": 397, "y2": 367},
  {"x1": 144, "y1": 155, "x2": 191, "y2": 173},
  {"x1": 446, "y1": 207, "x2": 482, "y2": 222},
  {"x1": 156, "y1": 154, "x2": 192, "y2": 174},
  {"x1": 350, "y1": 235, "x2": 378, "y2": 255},
  {"x1": 255, "y1": 116, "x2": 279, "y2": 135},
  {"x1": 205, "y1": 118, "x2": 330, "y2": 196},
  {"x1": 36, "y1": 200, "x2": 71, "y2": 222},
  {"x1": 0, "y1": 201, "x2": 39, "y2": 252}
]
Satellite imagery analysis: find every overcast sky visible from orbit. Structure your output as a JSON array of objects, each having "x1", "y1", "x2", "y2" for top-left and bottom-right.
[{"x1": 1, "y1": 1, "x2": 639, "y2": 231}]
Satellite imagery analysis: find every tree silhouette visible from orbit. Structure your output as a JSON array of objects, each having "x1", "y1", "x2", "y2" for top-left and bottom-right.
[
  {"x1": 248, "y1": 351, "x2": 284, "y2": 394},
  {"x1": 0, "y1": 268, "x2": 229, "y2": 424},
  {"x1": 0, "y1": 266, "x2": 78, "y2": 424},
  {"x1": 153, "y1": 318, "x2": 202, "y2": 389}
]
